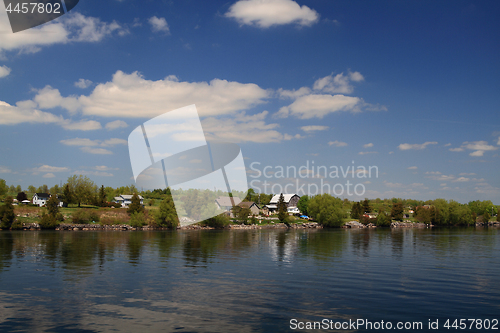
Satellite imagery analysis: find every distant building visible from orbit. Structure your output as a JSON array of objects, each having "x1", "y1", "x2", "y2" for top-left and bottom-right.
[
  {"x1": 33, "y1": 193, "x2": 50, "y2": 207},
  {"x1": 265, "y1": 194, "x2": 301, "y2": 214},
  {"x1": 238, "y1": 201, "x2": 260, "y2": 215},
  {"x1": 114, "y1": 194, "x2": 144, "y2": 207},
  {"x1": 215, "y1": 196, "x2": 242, "y2": 211}
]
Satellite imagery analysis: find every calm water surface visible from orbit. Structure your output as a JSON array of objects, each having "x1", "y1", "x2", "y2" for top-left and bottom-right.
[{"x1": 0, "y1": 228, "x2": 499, "y2": 332}]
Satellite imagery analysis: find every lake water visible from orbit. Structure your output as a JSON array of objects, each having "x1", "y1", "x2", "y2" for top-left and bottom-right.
[{"x1": 0, "y1": 228, "x2": 499, "y2": 332}]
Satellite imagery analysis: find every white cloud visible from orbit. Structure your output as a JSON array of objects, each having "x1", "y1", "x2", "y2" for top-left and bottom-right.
[
  {"x1": 277, "y1": 87, "x2": 311, "y2": 99},
  {"x1": 459, "y1": 172, "x2": 476, "y2": 176},
  {"x1": 148, "y1": 16, "x2": 170, "y2": 34},
  {"x1": 61, "y1": 120, "x2": 102, "y2": 131},
  {"x1": 93, "y1": 166, "x2": 118, "y2": 171},
  {"x1": 358, "y1": 151, "x2": 378, "y2": 155},
  {"x1": 277, "y1": 94, "x2": 361, "y2": 119},
  {"x1": 32, "y1": 165, "x2": 70, "y2": 174},
  {"x1": 0, "y1": 12, "x2": 127, "y2": 55},
  {"x1": 0, "y1": 65, "x2": 11, "y2": 78},
  {"x1": 328, "y1": 140, "x2": 348, "y2": 147},
  {"x1": 60, "y1": 138, "x2": 100, "y2": 146},
  {"x1": 398, "y1": 141, "x2": 438, "y2": 150},
  {"x1": 81, "y1": 147, "x2": 113, "y2": 155},
  {"x1": 363, "y1": 143, "x2": 374, "y2": 148},
  {"x1": 407, "y1": 166, "x2": 418, "y2": 170},
  {"x1": 469, "y1": 150, "x2": 484, "y2": 157},
  {"x1": 102, "y1": 138, "x2": 127, "y2": 146},
  {"x1": 77, "y1": 71, "x2": 270, "y2": 118},
  {"x1": 74, "y1": 79, "x2": 93, "y2": 89},
  {"x1": 43, "y1": 173, "x2": 56, "y2": 178},
  {"x1": 313, "y1": 72, "x2": 363, "y2": 94},
  {"x1": 300, "y1": 125, "x2": 329, "y2": 132},
  {"x1": 202, "y1": 111, "x2": 287, "y2": 143},
  {"x1": 449, "y1": 147, "x2": 464, "y2": 152},
  {"x1": 225, "y1": 0, "x2": 319, "y2": 28},
  {"x1": 497, "y1": 136, "x2": 500, "y2": 145},
  {"x1": 0, "y1": 166, "x2": 12, "y2": 173},
  {"x1": 105, "y1": 120, "x2": 128, "y2": 130},
  {"x1": 0, "y1": 100, "x2": 63, "y2": 125},
  {"x1": 453, "y1": 177, "x2": 470, "y2": 182},
  {"x1": 34, "y1": 86, "x2": 80, "y2": 113},
  {"x1": 74, "y1": 170, "x2": 114, "y2": 177}
]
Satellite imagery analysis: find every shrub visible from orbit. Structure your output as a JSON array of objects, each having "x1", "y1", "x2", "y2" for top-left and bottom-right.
[
  {"x1": 284, "y1": 215, "x2": 295, "y2": 226},
  {"x1": 71, "y1": 209, "x2": 100, "y2": 224},
  {"x1": 203, "y1": 213, "x2": 230, "y2": 228},
  {"x1": 39, "y1": 213, "x2": 60, "y2": 229},
  {"x1": 0, "y1": 196, "x2": 15, "y2": 229},
  {"x1": 10, "y1": 219, "x2": 23, "y2": 230},
  {"x1": 129, "y1": 211, "x2": 146, "y2": 228}
]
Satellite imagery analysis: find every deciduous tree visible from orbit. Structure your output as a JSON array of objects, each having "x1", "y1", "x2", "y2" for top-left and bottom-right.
[{"x1": 0, "y1": 196, "x2": 15, "y2": 229}]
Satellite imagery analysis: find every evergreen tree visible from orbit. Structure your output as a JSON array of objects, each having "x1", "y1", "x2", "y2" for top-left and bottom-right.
[
  {"x1": 155, "y1": 188, "x2": 178, "y2": 228},
  {"x1": 362, "y1": 199, "x2": 372, "y2": 214},
  {"x1": 63, "y1": 184, "x2": 74, "y2": 206},
  {"x1": 277, "y1": 193, "x2": 288, "y2": 222},
  {"x1": 127, "y1": 193, "x2": 144, "y2": 215},
  {"x1": 351, "y1": 202, "x2": 362, "y2": 219},
  {"x1": 99, "y1": 185, "x2": 107, "y2": 207},
  {"x1": 391, "y1": 202, "x2": 404, "y2": 221},
  {"x1": 0, "y1": 196, "x2": 15, "y2": 229},
  {"x1": 497, "y1": 208, "x2": 500, "y2": 222},
  {"x1": 483, "y1": 211, "x2": 491, "y2": 223}
]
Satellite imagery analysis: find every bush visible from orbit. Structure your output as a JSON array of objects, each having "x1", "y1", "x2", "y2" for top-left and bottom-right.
[
  {"x1": 129, "y1": 211, "x2": 146, "y2": 228},
  {"x1": 203, "y1": 213, "x2": 230, "y2": 228},
  {"x1": 284, "y1": 215, "x2": 295, "y2": 226},
  {"x1": 39, "y1": 213, "x2": 60, "y2": 229},
  {"x1": 0, "y1": 196, "x2": 15, "y2": 229},
  {"x1": 71, "y1": 209, "x2": 100, "y2": 224},
  {"x1": 10, "y1": 219, "x2": 23, "y2": 230}
]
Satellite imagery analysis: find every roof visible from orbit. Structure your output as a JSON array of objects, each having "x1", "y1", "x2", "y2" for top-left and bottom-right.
[
  {"x1": 114, "y1": 197, "x2": 124, "y2": 201},
  {"x1": 265, "y1": 205, "x2": 277, "y2": 209},
  {"x1": 238, "y1": 201, "x2": 259, "y2": 209},
  {"x1": 215, "y1": 197, "x2": 242, "y2": 207},
  {"x1": 34, "y1": 193, "x2": 50, "y2": 198},
  {"x1": 269, "y1": 194, "x2": 299, "y2": 204},
  {"x1": 120, "y1": 194, "x2": 143, "y2": 200}
]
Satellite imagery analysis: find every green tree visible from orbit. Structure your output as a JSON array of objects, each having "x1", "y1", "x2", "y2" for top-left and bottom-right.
[
  {"x1": 277, "y1": 193, "x2": 288, "y2": 222},
  {"x1": 497, "y1": 208, "x2": 500, "y2": 222},
  {"x1": 8, "y1": 185, "x2": 15, "y2": 194},
  {"x1": 376, "y1": 208, "x2": 392, "y2": 226},
  {"x1": 127, "y1": 193, "x2": 144, "y2": 215},
  {"x1": 235, "y1": 206, "x2": 251, "y2": 225},
  {"x1": 362, "y1": 199, "x2": 372, "y2": 214},
  {"x1": 27, "y1": 185, "x2": 36, "y2": 194},
  {"x1": 203, "y1": 213, "x2": 230, "y2": 228},
  {"x1": 297, "y1": 195, "x2": 310, "y2": 216},
  {"x1": 15, "y1": 185, "x2": 21, "y2": 193},
  {"x1": 391, "y1": 202, "x2": 404, "y2": 221},
  {"x1": 155, "y1": 189, "x2": 178, "y2": 228},
  {"x1": 0, "y1": 196, "x2": 15, "y2": 229},
  {"x1": 63, "y1": 184, "x2": 74, "y2": 206},
  {"x1": 483, "y1": 210, "x2": 491, "y2": 223},
  {"x1": 308, "y1": 194, "x2": 345, "y2": 227},
  {"x1": 129, "y1": 211, "x2": 146, "y2": 228},
  {"x1": 16, "y1": 191, "x2": 28, "y2": 202},
  {"x1": 351, "y1": 202, "x2": 362, "y2": 219},
  {"x1": 66, "y1": 175, "x2": 96, "y2": 207},
  {"x1": 98, "y1": 185, "x2": 107, "y2": 207},
  {"x1": 0, "y1": 179, "x2": 7, "y2": 197},
  {"x1": 148, "y1": 199, "x2": 155, "y2": 207}
]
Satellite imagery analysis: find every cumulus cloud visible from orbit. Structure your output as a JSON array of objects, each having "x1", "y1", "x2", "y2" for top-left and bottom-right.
[
  {"x1": 225, "y1": 0, "x2": 319, "y2": 28},
  {"x1": 60, "y1": 137, "x2": 126, "y2": 154},
  {"x1": 202, "y1": 111, "x2": 288, "y2": 143},
  {"x1": 358, "y1": 151, "x2": 378, "y2": 155},
  {"x1": 398, "y1": 141, "x2": 438, "y2": 150},
  {"x1": 300, "y1": 125, "x2": 329, "y2": 132},
  {"x1": 74, "y1": 79, "x2": 93, "y2": 89},
  {"x1": 449, "y1": 140, "x2": 498, "y2": 156},
  {"x1": 148, "y1": 16, "x2": 170, "y2": 34},
  {"x1": 32, "y1": 165, "x2": 69, "y2": 175},
  {"x1": 77, "y1": 71, "x2": 271, "y2": 118},
  {"x1": 363, "y1": 143, "x2": 373, "y2": 148},
  {"x1": 105, "y1": 120, "x2": 128, "y2": 130},
  {"x1": 312, "y1": 72, "x2": 364, "y2": 94},
  {"x1": 33, "y1": 86, "x2": 80, "y2": 113},
  {"x1": 0, "y1": 12, "x2": 128, "y2": 55},
  {"x1": 407, "y1": 166, "x2": 418, "y2": 170},
  {"x1": 0, "y1": 65, "x2": 11, "y2": 78},
  {"x1": 61, "y1": 120, "x2": 102, "y2": 131},
  {"x1": 277, "y1": 94, "x2": 361, "y2": 119},
  {"x1": 328, "y1": 140, "x2": 348, "y2": 147},
  {"x1": 0, "y1": 166, "x2": 12, "y2": 173},
  {"x1": 0, "y1": 100, "x2": 62, "y2": 125}
]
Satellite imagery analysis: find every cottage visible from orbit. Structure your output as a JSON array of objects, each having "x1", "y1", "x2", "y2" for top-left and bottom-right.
[
  {"x1": 269, "y1": 194, "x2": 300, "y2": 208},
  {"x1": 33, "y1": 193, "x2": 50, "y2": 207},
  {"x1": 114, "y1": 194, "x2": 144, "y2": 207},
  {"x1": 238, "y1": 201, "x2": 260, "y2": 216},
  {"x1": 215, "y1": 196, "x2": 242, "y2": 211}
]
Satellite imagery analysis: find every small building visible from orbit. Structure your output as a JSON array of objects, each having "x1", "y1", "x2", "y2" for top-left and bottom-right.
[
  {"x1": 269, "y1": 194, "x2": 300, "y2": 208},
  {"x1": 33, "y1": 193, "x2": 50, "y2": 207},
  {"x1": 238, "y1": 201, "x2": 260, "y2": 216},
  {"x1": 114, "y1": 194, "x2": 144, "y2": 207},
  {"x1": 215, "y1": 196, "x2": 242, "y2": 211}
]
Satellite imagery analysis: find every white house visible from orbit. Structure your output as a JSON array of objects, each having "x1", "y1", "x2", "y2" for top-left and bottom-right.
[
  {"x1": 33, "y1": 193, "x2": 50, "y2": 207},
  {"x1": 266, "y1": 193, "x2": 301, "y2": 214},
  {"x1": 114, "y1": 194, "x2": 144, "y2": 207}
]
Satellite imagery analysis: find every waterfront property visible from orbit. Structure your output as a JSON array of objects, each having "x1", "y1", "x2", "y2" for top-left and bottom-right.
[
  {"x1": 113, "y1": 194, "x2": 144, "y2": 207},
  {"x1": 238, "y1": 201, "x2": 260, "y2": 215},
  {"x1": 215, "y1": 196, "x2": 242, "y2": 211},
  {"x1": 264, "y1": 193, "x2": 301, "y2": 214}
]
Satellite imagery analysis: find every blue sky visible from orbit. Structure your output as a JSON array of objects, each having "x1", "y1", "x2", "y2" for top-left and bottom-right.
[{"x1": 0, "y1": 0, "x2": 499, "y2": 203}]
